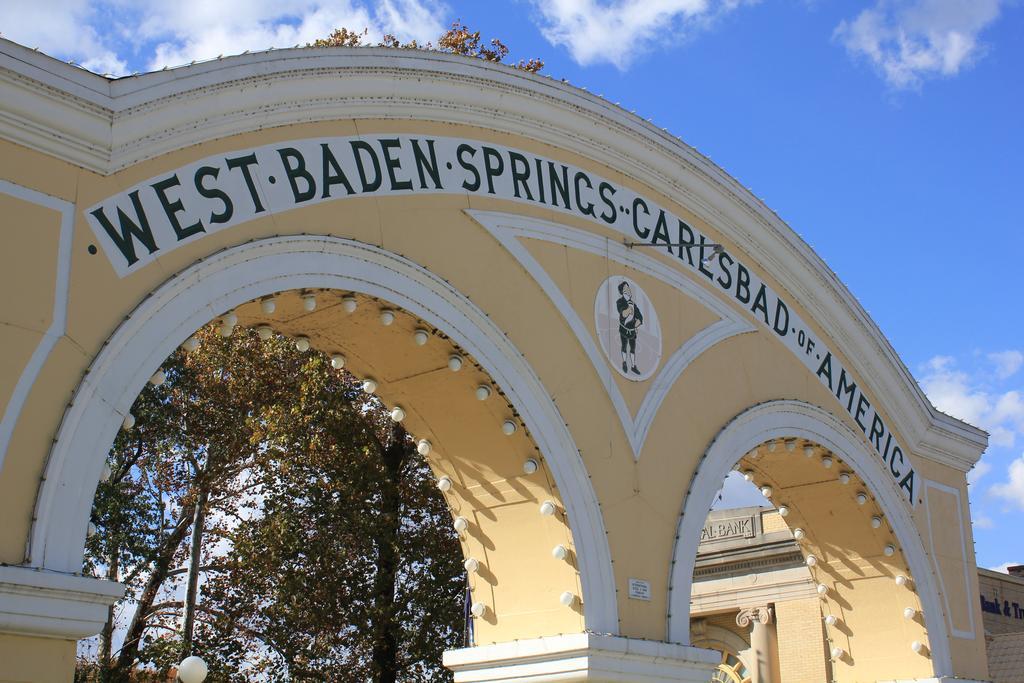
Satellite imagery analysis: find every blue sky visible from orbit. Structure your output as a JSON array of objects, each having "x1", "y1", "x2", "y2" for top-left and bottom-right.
[{"x1": 2, "y1": 0, "x2": 1022, "y2": 571}]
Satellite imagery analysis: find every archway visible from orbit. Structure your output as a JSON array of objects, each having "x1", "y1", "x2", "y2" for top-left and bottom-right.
[{"x1": 669, "y1": 400, "x2": 952, "y2": 681}]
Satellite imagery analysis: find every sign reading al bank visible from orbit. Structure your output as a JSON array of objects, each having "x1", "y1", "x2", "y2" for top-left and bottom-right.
[{"x1": 87, "y1": 133, "x2": 920, "y2": 503}]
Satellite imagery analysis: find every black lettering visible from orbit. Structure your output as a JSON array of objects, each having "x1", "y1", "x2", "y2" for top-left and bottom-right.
[
  {"x1": 152, "y1": 174, "x2": 205, "y2": 241},
  {"x1": 836, "y1": 370, "x2": 858, "y2": 412},
  {"x1": 751, "y1": 284, "x2": 770, "y2": 324},
  {"x1": 509, "y1": 152, "x2": 534, "y2": 200},
  {"x1": 277, "y1": 147, "x2": 316, "y2": 203},
  {"x1": 773, "y1": 298, "x2": 789, "y2": 336},
  {"x1": 716, "y1": 252, "x2": 734, "y2": 290},
  {"x1": 379, "y1": 138, "x2": 413, "y2": 191},
  {"x1": 677, "y1": 220, "x2": 695, "y2": 266},
  {"x1": 869, "y1": 414, "x2": 886, "y2": 451},
  {"x1": 534, "y1": 158, "x2": 546, "y2": 204},
  {"x1": 855, "y1": 394, "x2": 871, "y2": 431},
  {"x1": 350, "y1": 140, "x2": 382, "y2": 192},
  {"x1": 816, "y1": 352, "x2": 834, "y2": 390},
  {"x1": 411, "y1": 139, "x2": 442, "y2": 190},
  {"x1": 574, "y1": 172, "x2": 595, "y2": 217},
  {"x1": 890, "y1": 446, "x2": 904, "y2": 477},
  {"x1": 548, "y1": 162, "x2": 571, "y2": 209},
  {"x1": 194, "y1": 166, "x2": 232, "y2": 224},
  {"x1": 736, "y1": 263, "x2": 751, "y2": 304},
  {"x1": 321, "y1": 144, "x2": 355, "y2": 198},
  {"x1": 697, "y1": 236, "x2": 715, "y2": 280},
  {"x1": 652, "y1": 210, "x2": 671, "y2": 252},
  {"x1": 632, "y1": 198, "x2": 650, "y2": 239},
  {"x1": 457, "y1": 144, "x2": 480, "y2": 191},
  {"x1": 482, "y1": 146, "x2": 504, "y2": 195},
  {"x1": 89, "y1": 191, "x2": 158, "y2": 267},
  {"x1": 225, "y1": 153, "x2": 265, "y2": 213},
  {"x1": 598, "y1": 182, "x2": 616, "y2": 224}
]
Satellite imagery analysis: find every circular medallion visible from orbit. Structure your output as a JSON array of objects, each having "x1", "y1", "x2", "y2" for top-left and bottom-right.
[{"x1": 594, "y1": 276, "x2": 662, "y2": 382}]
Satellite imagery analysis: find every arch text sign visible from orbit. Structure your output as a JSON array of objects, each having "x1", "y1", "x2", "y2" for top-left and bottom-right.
[{"x1": 85, "y1": 134, "x2": 918, "y2": 503}]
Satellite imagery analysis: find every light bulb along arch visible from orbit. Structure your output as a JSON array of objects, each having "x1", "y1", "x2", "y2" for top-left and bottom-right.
[
  {"x1": 668, "y1": 400, "x2": 953, "y2": 680},
  {"x1": 29, "y1": 234, "x2": 618, "y2": 643}
]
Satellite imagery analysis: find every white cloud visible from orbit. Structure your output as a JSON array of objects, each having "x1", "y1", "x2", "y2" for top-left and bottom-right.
[
  {"x1": 968, "y1": 459, "x2": 991, "y2": 485},
  {"x1": 991, "y1": 454, "x2": 1024, "y2": 511},
  {"x1": 989, "y1": 350, "x2": 1024, "y2": 380},
  {"x1": 919, "y1": 354, "x2": 1024, "y2": 448},
  {"x1": 834, "y1": 0, "x2": 1005, "y2": 89},
  {"x1": 0, "y1": 0, "x2": 447, "y2": 76},
  {"x1": 529, "y1": 0, "x2": 755, "y2": 70},
  {"x1": 973, "y1": 514, "x2": 993, "y2": 529},
  {"x1": 990, "y1": 561, "x2": 1022, "y2": 574}
]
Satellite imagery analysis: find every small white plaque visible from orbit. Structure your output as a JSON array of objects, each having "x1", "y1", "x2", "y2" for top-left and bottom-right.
[{"x1": 628, "y1": 578, "x2": 651, "y2": 601}]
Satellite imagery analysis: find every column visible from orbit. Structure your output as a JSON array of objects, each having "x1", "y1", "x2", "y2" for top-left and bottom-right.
[{"x1": 736, "y1": 605, "x2": 780, "y2": 683}]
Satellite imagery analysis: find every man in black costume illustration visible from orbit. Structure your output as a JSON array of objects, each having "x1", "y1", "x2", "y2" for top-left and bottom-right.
[{"x1": 616, "y1": 281, "x2": 643, "y2": 375}]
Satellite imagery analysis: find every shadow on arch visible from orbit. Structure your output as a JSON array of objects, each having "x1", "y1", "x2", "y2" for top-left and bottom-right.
[
  {"x1": 29, "y1": 234, "x2": 618, "y2": 643},
  {"x1": 668, "y1": 400, "x2": 954, "y2": 681}
]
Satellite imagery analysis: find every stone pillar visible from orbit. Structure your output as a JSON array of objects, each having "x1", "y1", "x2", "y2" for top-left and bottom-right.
[
  {"x1": 444, "y1": 633, "x2": 721, "y2": 682},
  {"x1": 736, "y1": 605, "x2": 779, "y2": 683}
]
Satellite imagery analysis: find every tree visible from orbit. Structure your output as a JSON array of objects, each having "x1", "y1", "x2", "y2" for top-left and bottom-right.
[
  {"x1": 309, "y1": 21, "x2": 544, "y2": 73},
  {"x1": 81, "y1": 327, "x2": 463, "y2": 682}
]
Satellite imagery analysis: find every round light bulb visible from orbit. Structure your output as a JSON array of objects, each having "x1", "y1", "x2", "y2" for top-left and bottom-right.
[
  {"x1": 760, "y1": 485, "x2": 773, "y2": 498},
  {"x1": 260, "y1": 298, "x2": 276, "y2": 314},
  {"x1": 342, "y1": 296, "x2": 358, "y2": 313},
  {"x1": 806, "y1": 554, "x2": 818, "y2": 567},
  {"x1": 100, "y1": 462, "x2": 112, "y2": 483},
  {"x1": 903, "y1": 607, "x2": 917, "y2": 620},
  {"x1": 302, "y1": 294, "x2": 316, "y2": 312},
  {"x1": 856, "y1": 492, "x2": 868, "y2": 505},
  {"x1": 831, "y1": 647, "x2": 844, "y2": 660},
  {"x1": 793, "y1": 528, "x2": 806, "y2": 540},
  {"x1": 453, "y1": 516, "x2": 469, "y2": 533},
  {"x1": 816, "y1": 583, "x2": 829, "y2": 596},
  {"x1": 803, "y1": 445, "x2": 815, "y2": 458},
  {"x1": 743, "y1": 470, "x2": 754, "y2": 482},
  {"x1": 911, "y1": 641, "x2": 924, "y2": 654},
  {"x1": 475, "y1": 384, "x2": 492, "y2": 401},
  {"x1": 767, "y1": 440, "x2": 778, "y2": 453},
  {"x1": 884, "y1": 544, "x2": 896, "y2": 557},
  {"x1": 839, "y1": 473, "x2": 851, "y2": 485},
  {"x1": 390, "y1": 406, "x2": 406, "y2": 422},
  {"x1": 413, "y1": 329, "x2": 429, "y2": 346},
  {"x1": 464, "y1": 557, "x2": 479, "y2": 574},
  {"x1": 362, "y1": 378, "x2": 378, "y2": 394},
  {"x1": 871, "y1": 516, "x2": 883, "y2": 529},
  {"x1": 223, "y1": 312, "x2": 238, "y2": 327},
  {"x1": 379, "y1": 309, "x2": 395, "y2": 326},
  {"x1": 748, "y1": 448, "x2": 760, "y2": 460},
  {"x1": 417, "y1": 439, "x2": 431, "y2": 456},
  {"x1": 824, "y1": 614, "x2": 837, "y2": 626},
  {"x1": 330, "y1": 354, "x2": 346, "y2": 369},
  {"x1": 437, "y1": 476, "x2": 453, "y2": 492},
  {"x1": 539, "y1": 500, "x2": 557, "y2": 516},
  {"x1": 182, "y1": 336, "x2": 200, "y2": 352},
  {"x1": 559, "y1": 591, "x2": 577, "y2": 607},
  {"x1": 502, "y1": 420, "x2": 517, "y2": 435},
  {"x1": 778, "y1": 505, "x2": 790, "y2": 517},
  {"x1": 219, "y1": 323, "x2": 233, "y2": 337},
  {"x1": 177, "y1": 655, "x2": 208, "y2": 683},
  {"x1": 448, "y1": 354, "x2": 463, "y2": 372},
  {"x1": 295, "y1": 336, "x2": 310, "y2": 352},
  {"x1": 257, "y1": 325, "x2": 273, "y2": 340},
  {"x1": 821, "y1": 456, "x2": 833, "y2": 469},
  {"x1": 523, "y1": 458, "x2": 539, "y2": 475},
  {"x1": 895, "y1": 574, "x2": 911, "y2": 588},
  {"x1": 470, "y1": 601, "x2": 486, "y2": 617},
  {"x1": 122, "y1": 413, "x2": 135, "y2": 430},
  {"x1": 150, "y1": 369, "x2": 166, "y2": 386},
  {"x1": 552, "y1": 544, "x2": 568, "y2": 560}
]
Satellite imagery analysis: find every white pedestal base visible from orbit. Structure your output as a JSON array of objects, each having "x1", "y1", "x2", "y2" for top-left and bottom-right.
[
  {"x1": 0, "y1": 565, "x2": 124, "y2": 640},
  {"x1": 444, "y1": 632, "x2": 721, "y2": 682}
]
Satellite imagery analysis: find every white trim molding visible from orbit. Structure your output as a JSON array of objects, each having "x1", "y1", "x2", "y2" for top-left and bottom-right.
[
  {"x1": 0, "y1": 180, "x2": 73, "y2": 470},
  {"x1": 29, "y1": 235, "x2": 618, "y2": 634},
  {"x1": 923, "y1": 479, "x2": 977, "y2": 639},
  {"x1": 443, "y1": 633, "x2": 720, "y2": 683},
  {"x1": 667, "y1": 400, "x2": 954, "y2": 677},
  {"x1": 467, "y1": 210, "x2": 754, "y2": 459},
  {"x1": 0, "y1": 565, "x2": 123, "y2": 640},
  {"x1": 0, "y1": 38, "x2": 989, "y2": 475}
]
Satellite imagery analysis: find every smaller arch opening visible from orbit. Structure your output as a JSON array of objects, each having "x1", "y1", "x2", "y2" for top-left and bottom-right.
[{"x1": 687, "y1": 436, "x2": 933, "y2": 683}]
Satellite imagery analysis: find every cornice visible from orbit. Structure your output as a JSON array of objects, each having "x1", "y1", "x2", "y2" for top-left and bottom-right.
[{"x1": 0, "y1": 38, "x2": 987, "y2": 469}]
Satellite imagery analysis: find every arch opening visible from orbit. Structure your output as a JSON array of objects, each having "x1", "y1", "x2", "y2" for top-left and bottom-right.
[
  {"x1": 30, "y1": 235, "x2": 619, "y2": 648},
  {"x1": 670, "y1": 400, "x2": 954, "y2": 682}
]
